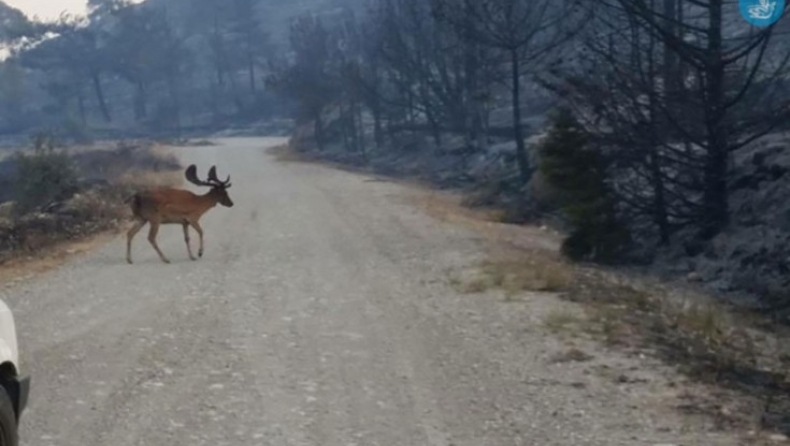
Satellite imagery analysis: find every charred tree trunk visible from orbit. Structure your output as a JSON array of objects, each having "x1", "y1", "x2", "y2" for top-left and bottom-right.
[
  {"x1": 134, "y1": 82, "x2": 148, "y2": 121},
  {"x1": 91, "y1": 71, "x2": 112, "y2": 123},
  {"x1": 648, "y1": 0, "x2": 671, "y2": 244},
  {"x1": 248, "y1": 53, "x2": 256, "y2": 93},
  {"x1": 701, "y1": 0, "x2": 728, "y2": 238},
  {"x1": 510, "y1": 47, "x2": 530, "y2": 184}
]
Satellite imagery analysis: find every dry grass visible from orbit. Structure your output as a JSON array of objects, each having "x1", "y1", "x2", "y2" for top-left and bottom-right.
[
  {"x1": 408, "y1": 189, "x2": 563, "y2": 253},
  {"x1": 543, "y1": 309, "x2": 585, "y2": 334},
  {"x1": 570, "y1": 274, "x2": 790, "y2": 433},
  {"x1": 424, "y1": 186, "x2": 790, "y2": 434},
  {"x1": 458, "y1": 247, "x2": 790, "y2": 433},
  {"x1": 414, "y1": 190, "x2": 517, "y2": 227},
  {"x1": 0, "y1": 143, "x2": 182, "y2": 284},
  {"x1": 455, "y1": 256, "x2": 574, "y2": 300},
  {"x1": 483, "y1": 256, "x2": 573, "y2": 295},
  {"x1": 410, "y1": 169, "x2": 786, "y2": 387}
]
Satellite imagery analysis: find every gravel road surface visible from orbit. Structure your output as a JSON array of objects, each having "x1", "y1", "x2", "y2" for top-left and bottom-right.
[{"x1": 1, "y1": 137, "x2": 746, "y2": 445}]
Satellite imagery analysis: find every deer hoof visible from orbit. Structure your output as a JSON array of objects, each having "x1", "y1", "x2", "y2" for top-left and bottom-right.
[{"x1": 127, "y1": 258, "x2": 133, "y2": 265}]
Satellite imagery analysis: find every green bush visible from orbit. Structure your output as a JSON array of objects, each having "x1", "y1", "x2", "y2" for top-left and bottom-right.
[
  {"x1": 12, "y1": 137, "x2": 78, "y2": 215},
  {"x1": 539, "y1": 108, "x2": 630, "y2": 263}
]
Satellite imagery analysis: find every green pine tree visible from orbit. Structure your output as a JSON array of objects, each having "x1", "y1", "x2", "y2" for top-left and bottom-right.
[{"x1": 539, "y1": 108, "x2": 629, "y2": 263}]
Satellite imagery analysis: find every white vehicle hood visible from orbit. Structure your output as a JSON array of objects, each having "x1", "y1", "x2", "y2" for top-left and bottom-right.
[{"x1": 0, "y1": 300, "x2": 19, "y2": 369}]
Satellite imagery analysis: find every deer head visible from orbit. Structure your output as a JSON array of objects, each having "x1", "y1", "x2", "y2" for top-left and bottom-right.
[{"x1": 185, "y1": 164, "x2": 234, "y2": 207}]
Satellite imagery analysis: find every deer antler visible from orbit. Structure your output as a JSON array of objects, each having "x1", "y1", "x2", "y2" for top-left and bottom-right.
[
  {"x1": 185, "y1": 165, "x2": 231, "y2": 188},
  {"x1": 185, "y1": 164, "x2": 213, "y2": 187},
  {"x1": 207, "y1": 166, "x2": 231, "y2": 188}
]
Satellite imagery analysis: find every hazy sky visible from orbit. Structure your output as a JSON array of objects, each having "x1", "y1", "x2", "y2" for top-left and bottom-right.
[{"x1": 4, "y1": 0, "x2": 88, "y2": 20}]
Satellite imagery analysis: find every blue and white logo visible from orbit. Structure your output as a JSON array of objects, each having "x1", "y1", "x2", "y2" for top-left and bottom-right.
[{"x1": 740, "y1": 0, "x2": 785, "y2": 27}]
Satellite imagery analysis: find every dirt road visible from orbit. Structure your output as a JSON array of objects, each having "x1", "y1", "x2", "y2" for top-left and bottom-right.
[{"x1": 1, "y1": 137, "x2": 746, "y2": 445}]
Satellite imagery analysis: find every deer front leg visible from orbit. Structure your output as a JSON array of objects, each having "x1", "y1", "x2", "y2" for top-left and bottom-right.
[
  {"x1": 183, "y1": 222, "x2": 197, "y2": 261},
  {"x1": 189, "y1": 220, "x2": 205, "y2": 258},
  {"x1": 147, "y1": 220, "x2": 170, "y2": 264},
  {"x1": 126, "y1": 219, "x2": 146, "y2": 264}
]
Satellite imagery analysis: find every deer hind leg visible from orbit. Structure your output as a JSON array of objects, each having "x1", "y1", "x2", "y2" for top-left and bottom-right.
[
  {"x1": 126, "y1": 219, "x2": 147, "y2": 264},
  {"x1": 189, "y1": 220, "x2": 205, "y2": 258},
  {"x1": 183, "y1": 222, "x2": 197, "y2": 261},
  {"x1": 147, "y1": 221, "x2": 171, "y2": 264}
]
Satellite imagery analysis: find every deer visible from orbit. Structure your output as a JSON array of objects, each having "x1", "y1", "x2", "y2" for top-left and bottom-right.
[{"x1": 125, "y1": 164, "x2": 234, "y2": 264}]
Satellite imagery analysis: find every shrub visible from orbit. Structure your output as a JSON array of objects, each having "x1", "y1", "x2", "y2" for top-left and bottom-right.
[
  {"x1": 12, "y1": 136, "x2": 79, "y2": 214},
  {"x1": 539, "y1": 108, "x2": 630, "y2": 263}
]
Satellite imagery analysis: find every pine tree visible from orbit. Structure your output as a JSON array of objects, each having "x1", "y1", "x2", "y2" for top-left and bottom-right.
[{"x1": 539, "y1": 108, "x2": 629, "y2": 263}]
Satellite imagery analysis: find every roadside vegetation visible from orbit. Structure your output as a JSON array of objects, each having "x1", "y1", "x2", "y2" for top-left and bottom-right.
[
  {"x1": 270, "y1": 0, "x2": 790, "y2": 318},
  {"x1": 0, "y1": 133, "x2": 181, "y2": 265},
  {"x1": 442, "y1": 205, "x2": 790, "y2": 436}
]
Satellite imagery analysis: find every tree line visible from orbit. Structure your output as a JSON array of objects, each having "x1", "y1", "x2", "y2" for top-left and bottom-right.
[{"x1": 0, "y1": 0, "x2": 275, "y2": 137}]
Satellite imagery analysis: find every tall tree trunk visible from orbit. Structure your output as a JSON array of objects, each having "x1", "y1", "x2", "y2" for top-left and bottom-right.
[
  {"x1": 702, "y1": 0, "x2": 728, "y2": 238},
  {"x1": 355, "y1": 99, "x2": 366, "y2": 159},
  {"x1": 369, "y1": 61, "x2": 384, "y2": 149},
  {"x1": 248, "y1": 53, "x2": 256, "y2": 93},
  {"x1": 663, "y1": 0, "x2": 678, "y2": 87},
  {"x1": 427, "y1": 113, "x2": 442, "y2": 148},
  {"x1": 649, "y1": 0, "x2": 671, "y2": 244},
  {"x1": 91, "y1": 71, "x2": 112, "y2": 123},
  {"x1": 463, "y1": 3, "x2": 480, "y2": 149},
  {"x1": 662, "y1": 0, "x2": 682, "y2": 140},
  {"x1": 510, "y1": 48, "x2": 530, "y2": 183}
]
